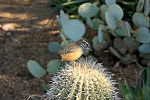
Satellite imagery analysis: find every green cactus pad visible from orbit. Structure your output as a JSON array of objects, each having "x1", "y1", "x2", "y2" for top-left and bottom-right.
[
  {"x1": 144, "y1": 0, "x2": 150, "y2": 16},
  {"x1": 136, "y1": 27, "x2": 150, "y2": 43},
  {"x1": 60, "y1": 41, "x2": 68, "y2": 48},
  {"x1": 46, "y1": 58, "x2": 119, "y2": 100},
  {"x1": 92, "y1": 36, "x2": 98, "y2": 45},
  {"x1": 99, "y1": 4, "x2": 108, "y2": 20},
  {"x1": 86, "y1": 17, "x2": 93, "y2": 28},
  {"x1": 92, "y1": 18, "x2": 104, "y2": 30},
  {"x1": 47, "y1": 59, "x2": 61, "y2": 74},
  {"x1": 121, "y1": 54, "x2": 135, "y2": 65},
  {"x1": 63, "y1": 19, "x2": 85, "y2": 41},
  {"x1": 107, "y1": 4, "x2": 124, "y2": 22},
  {"x1": 78, "y1": 3, "x2": 99, "y2": 18},
  {"x1": 105, "y1": 12, "x2": 116, "y2": 30},
  {"x1": 59, "y1": 10, "x2": 69, "y2": 27},
  {"x1": 132, "y1": 12, "x2": 149, "y2": 27},
  {"x1": 87, "y1": 18, "x2": 104, "y2": 30},
  {"x1": 138, "y1": 43, "x2": 150, "y2": 53},
  {"x1": 60, "y1": 40, "x2": 73, "y2": 48},
  {"x1": 123, "y1": 37, "x2": 140, "y2": 53},
  {"x1": 105, "y1": 0, "x2": 116, "y2": 6},
  {"x1": 136, "y1": 0, "x2": 145, "y2": 12},
  {"x1": 98, "y1": 25, "x2": 104, "y2": 43},
  {"x1": 105, "y1": 4, "x2": 123, "y2": 30},
  {"x1": 114, "y1": 38, "x2": 128, "y2": 55},
  {"x1": 92, "y1": 36, "x2": 106, "y2": 51},
  {"x1": 48, "y1": 42, "x2": 61, "y2": 53},
  {"x1": 27, "y1": 60, "x2": 46, "y2": 78},
  {"x1": 92, "y1": 36, "x2": 101, "y2": 51},
  {"x1": 115, "y1": 21, "x2": 131, "y2": 37}
]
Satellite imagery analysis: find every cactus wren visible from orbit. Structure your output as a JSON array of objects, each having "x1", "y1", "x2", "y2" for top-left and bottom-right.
[{"x1": 58, "y1": 40, "x2": 91, "y2": 61}]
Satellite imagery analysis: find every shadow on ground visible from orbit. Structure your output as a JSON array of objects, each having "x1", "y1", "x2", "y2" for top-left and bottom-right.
[
  {"x1": 0, "y1": 0, "x2": 61, "y2": 99},
  {"x1": 0, "y1": 0, "x2": 59, "y2": 34}
]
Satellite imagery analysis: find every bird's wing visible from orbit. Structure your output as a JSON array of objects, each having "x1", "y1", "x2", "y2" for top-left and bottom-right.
[{"x1": 58, "y1": 43, "x2": 79, "y2": 54}]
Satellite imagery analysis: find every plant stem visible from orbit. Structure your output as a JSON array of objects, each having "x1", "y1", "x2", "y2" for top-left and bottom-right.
[
  {"x1": 62, "y1": 0, "x2": 94, "y2": 6},
  {"x1": 60, "y1": 30, "x2": 68, "y2": 44}
]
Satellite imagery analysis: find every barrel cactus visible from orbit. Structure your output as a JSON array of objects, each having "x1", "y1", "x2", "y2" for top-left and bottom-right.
[{"x1": 45, "y1": 58, "x2": 119, "y2": 100}]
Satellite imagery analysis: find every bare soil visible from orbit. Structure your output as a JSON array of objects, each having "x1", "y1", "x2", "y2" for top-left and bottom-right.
[{"x1": 0, "y1": 0, "x2": 140, "y2": 100}]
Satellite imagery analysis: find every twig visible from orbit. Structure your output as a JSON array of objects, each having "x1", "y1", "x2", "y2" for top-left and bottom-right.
[{"x1": 25, "y1": 94, "x2": 45, "y2": 100}]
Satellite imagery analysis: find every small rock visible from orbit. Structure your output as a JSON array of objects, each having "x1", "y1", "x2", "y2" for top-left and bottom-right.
[
  {"x1": 13, "y1": 39, "x2": 19, "y2": 42},
  {"x1": 11, "y1": 38, "x2": 21, "y2": 46},
  {"x1": 118, "y1": 77, "x2": 122, "y2": 80},
  {"x1": 2, "y1": 23, "x2": 18, "y2": 31},
  {"x1": 6, "y1": 32, "x2": 12, "y2": 36},
  {"x1": 37, "y1": 19, "x2": 49, "y2": 25}
]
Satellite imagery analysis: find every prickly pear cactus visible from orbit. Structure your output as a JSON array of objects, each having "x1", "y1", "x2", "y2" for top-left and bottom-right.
[{"x1": 45, "y1": 58, "x2": 119, "y2": 100}]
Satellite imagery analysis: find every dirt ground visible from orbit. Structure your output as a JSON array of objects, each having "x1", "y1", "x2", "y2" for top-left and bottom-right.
[{"x1": 0, "y1": 0, "x2": 140, "y2": 100}]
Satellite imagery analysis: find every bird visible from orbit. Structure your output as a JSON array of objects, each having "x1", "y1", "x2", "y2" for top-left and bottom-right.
[{"x1": 58, "y1": 40, "x2": 91, "y2": 61}]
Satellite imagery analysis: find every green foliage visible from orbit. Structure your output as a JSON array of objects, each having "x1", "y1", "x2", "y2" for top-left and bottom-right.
[
  {"x1": 58, "y1": 10, "x2": 86, "y2": 41},
  {"x1": 107, "y1": 4, "x2": 124, "y2": 22},
  {"x1": 50, "y1": 0, "x2": 91, "y2": 15},
  {"x1": 123, "y1": 37, "x2": 139, "y2": 53},
  {"x1": 120, "y1": 67, "x2": 150, "y2": 100},
  {"x1": 114, "y1": 21, "x2": 131, "y2": 37},
  {"x1": 27, "y1": 59, "x2": 63, "y2": 78},
  {"x1": 144, "y1": 0, "x2": 150, "y2": 16},
  {"x1": 135, "y1": 27, "x2": 150, "y2": 43},
  {"x1": 78, "y1": 3, "x2": 99, "y2": 18},
  {"x1": 119, "y1": 81, "x2": 135, "y2": 100},
  {"x1": 59, "y1": 10, "x2": 69, "y2": 27},
  {"x1": 121, "y1": 54, "x2": 136, "y2": 65},
  {"x1": 99, "y1": 4, "x2": 108, "y2": 20},
  {"x1": 63, "y1": 19, "x2": 85, "y2": 41},
  {"x1": 136, "y1": 0, "x2": 150, "y2": 16},
  {"x1": 47, "y1": 59, "x2": 62, "y2": 74},
  {"x1": 105, "y1": 10, "x2": 116, "y2": 30},
  {"x1": 105, "y1": 0, "x2": 116, "y2": 6},
  {"x1": 91, "y1": 18, "x2": 104, "y2": 30},
  {"x1": 56, "y1": 0, "x2": 150, "y2": 68},
  {"x1": 98, "y1": 25, "x2": 104, "y2": 43},
  {"x1": 138, "y1": 43, "x2": 150, "y2": 53},
  {"x1": 48, "y1": 42, "x2": 61, "y2": 53},
  {"x1": 113, "y1": 38, "x2": 128, "y2": 55},
  {"x1": 92, "y1": 36, "x2": 107, "y2": 52},
  {"x1": 27, "y1": 60, "x2": 46, "y2": 78},
  {"x1": 105, "y1": 4, "x2": 123, "y2": 30},
  {"x1": 60, "y1": 39, "x2": 73, "y2": 48},
  {"x1": 86, "y1": 17, "x2": 93, "y2": 28},
  {"x1": 60, "y1": 41, "x2": 68, "y2": 48},
  {"x1": 132, "y1": 12, "x2": 149, "y2": 27},
  {"x1": 136, "y1": 0, "x2": 145, "y2": 12},
  {"x1": 86, "y1": 17, "x2": 104, "y2": 30}
]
